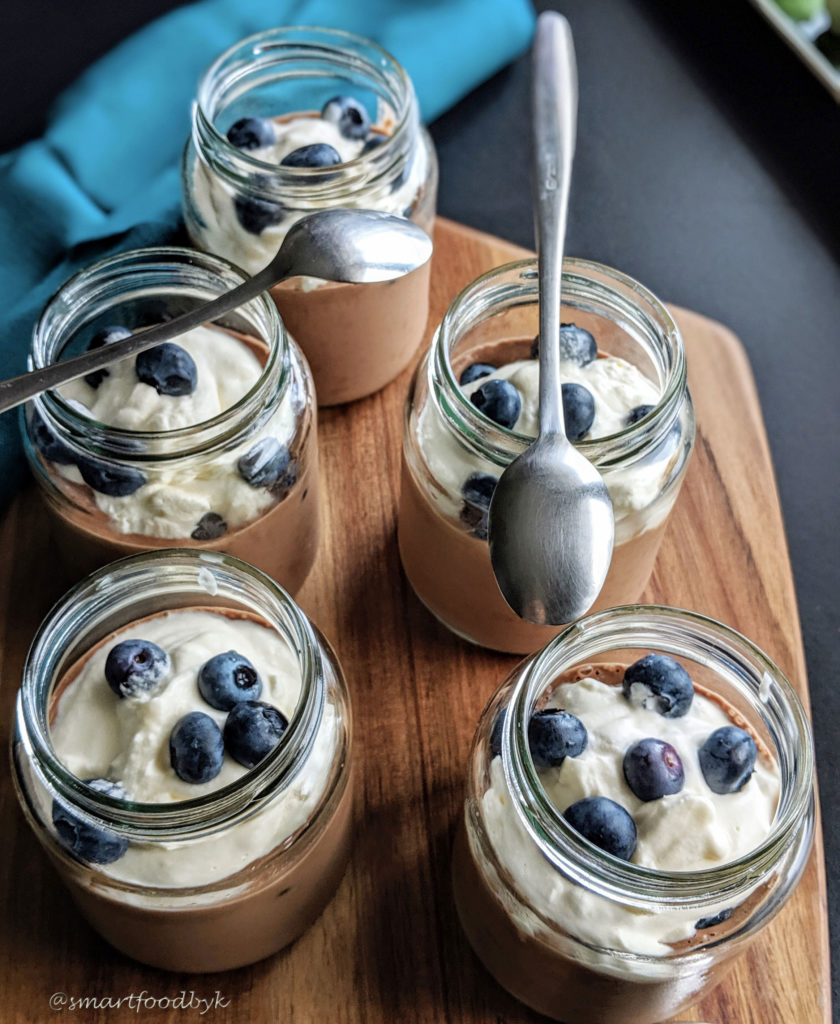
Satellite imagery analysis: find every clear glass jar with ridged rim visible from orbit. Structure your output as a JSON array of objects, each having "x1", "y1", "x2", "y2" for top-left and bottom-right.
[
  {"x1": 452, "y1": 604, "x2": 814, "y2": 1023},
  {"x1": 11, "y1": 549, "x2": 353, "y2": 972},
  {"x1": 398, "y1": 257, "x2": 695, "y2": 654},
  {"x1": 21, "y1": 246, "x2": 318, "y2": 591},
  {"x1": 182, "y1": 25, "x2": 438, "y2": 405}
]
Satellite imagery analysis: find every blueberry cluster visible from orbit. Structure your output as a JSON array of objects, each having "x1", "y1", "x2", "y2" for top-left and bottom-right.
[
  {"x1": 50, "y1": 639, "x2": 291, "y2": 865},
  {"x1": 226, "y1": 96, "x2": 389, "y2": 236},
  {"x1": 164, "y1": 647, "x2": 289, "y2": 783},
  {"x1": 519, "y1": 654, "x2": 759, "y2": 863}
]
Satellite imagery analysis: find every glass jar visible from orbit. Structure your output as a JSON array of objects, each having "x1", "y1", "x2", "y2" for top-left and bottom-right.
[
  {"x1": 22, "y1": 247, "x2": 318, "y2": 591},
  {"x1": 452, "y1": 605, "x2": 814, "y2": 1024},
  {"x1": 11, "y1": 550, "x2": 353, "y2": 973},
  {"x1": 183, "y1": 26, "x2": 438, "y2": 406},
  {"x1": 398, "y1": 258, "x2": 695, "y2": 654}
]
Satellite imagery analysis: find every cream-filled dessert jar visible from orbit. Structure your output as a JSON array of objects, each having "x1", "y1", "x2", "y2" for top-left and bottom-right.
[
  {"x1": 182, "y1": 26, "x2": 438, "y2": 406},
  {"x1": 11, "y1": 550, "x2": 353, "y2": 973},
  {"x1": 398, "y1": 259, "x2": 695, "y2": 654},
  {"x1": 452, "y1": 605, "x2": 814, "y2": 1024},
  {"x1": 22, "y1": 247, "x2": 318, "y2": 591}
]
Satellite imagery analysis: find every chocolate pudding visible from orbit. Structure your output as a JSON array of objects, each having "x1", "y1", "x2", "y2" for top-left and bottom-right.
[
  {"x1": 41, "y1": 606, "x2": 352, "y2": 973},
  {"x1": 27, "y1": 323, "x2": 319, "y2": 591},
  {"x1": 183, "y1": 29, "x2": 439, "y2": 407},
  {"x1": 453, "y1": 656, "x2": 790, "y2": 1023},
  {"x1": 399, "y1": 330, "x2": 688, "y2": 653}
]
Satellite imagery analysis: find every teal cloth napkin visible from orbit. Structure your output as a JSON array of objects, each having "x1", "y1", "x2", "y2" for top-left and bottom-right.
[{"x1": 0, "y1": 0, "x2": 535, "y2": 504}]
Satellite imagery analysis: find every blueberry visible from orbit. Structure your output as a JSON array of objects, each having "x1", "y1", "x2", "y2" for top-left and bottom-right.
[
  {"x1": 528, "y1": 709, "x2": 588, "y2": 768},
  {"x1": 233, "y1": 189, "x2": 285, "y2": 235},
  {"x1": 622, "y1": 653, "x2": 694, "y2": 718},
  {"x1": 105, "y1": 639, "x2": 171, "y2": 698},
  {"x1": 51, "y1": 778, "x2": 129, "y2": 865},
  {"x1": 84, "y1": 325, "x2": 132, "y2": 388},
  {"x1": 191, "y1": 511, "x2": 227, "y2": 541},
  {"x1": 470, "y1": 378, "x2": 521, "y2": 429},
  {"x1": 622, "y1": 737, "x2": 685, "y2": 801},
  {"x1": 226, "y1": 116, "x2": 276, "y2": 151},
  {"x1": 695, "y1": 907, "x2": 733, "y2": 931},
  {"x1": 561, "y1": 382, "x2": 595, "y2": 441},
  {"x1": 698, "y1": 726, "x2": 757, "y2": 794},
  {"x1": 29, "y1": 409, "x2": 76, "y2": 465},
  {"x1": 459, "y1": 362, "x2": 496, "y2": 386},
  {"x1": 224, "y1": 700, "x2": 289, "y2": 769},
  {"x1": 135, "y1": 342, "x2": 197, "y2": 397},
  {"x1": 77, "y1": 457, "x2": 146, "y2": 497},
  {"x1": 626, "y1": 404, "x2": 655, "y2": 426},
  {"x1": 281, "y1": 143, "x2": 341, "y2": 168},
  {"x1": 198, "y1": 650, "x2": 262, "y2": 711},
  {"x1": 362, "y1": 134, "x2": 386, "y2": 154},
  {"x1": 237, "y1": 437, "x2": 292, "y2": 489},
  {"x1": 169, "y1": 712, "x2": 224, "y2": 784},
  {"x1": 563, "y1": 796, "x2": 637, "y2": 860},
  {"x1": 530, "y1": 323, "x2": 597, "y2": 366},
  {"x1": 459, "y1": 471, "x2": 498, "y2": 541},
  {"x1": 321, "y1": 95, "x2": 370, "y2": 140},
  {"x1": 490, "y1": 708, "x2": 506, "y2": 758}
]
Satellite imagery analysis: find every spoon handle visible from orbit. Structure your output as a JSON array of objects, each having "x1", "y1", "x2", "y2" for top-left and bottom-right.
[
  {"x1": 0, "y1": 258, "x2": 285, "y2": 417},
  {"x1": 532, "y1": 10, "x2": 578, "y2": 437}
]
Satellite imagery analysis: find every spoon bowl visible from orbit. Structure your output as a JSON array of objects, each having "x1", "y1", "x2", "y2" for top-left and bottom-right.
[
  {"x1": 488, "y1": 11, "x2": 614, "y2": 625},
  {"x1": 0, "y1": 208, "x2": 433, "y2": 414}
]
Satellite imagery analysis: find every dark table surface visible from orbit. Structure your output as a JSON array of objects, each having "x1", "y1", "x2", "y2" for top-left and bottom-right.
[{"x1": 3, "y1": 0, "x2": 839, "y2": 1011}]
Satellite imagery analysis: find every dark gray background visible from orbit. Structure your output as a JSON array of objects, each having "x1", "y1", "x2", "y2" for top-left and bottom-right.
[{"x1": 3, "y1": 0, "x2": 838, "y2": 1009}]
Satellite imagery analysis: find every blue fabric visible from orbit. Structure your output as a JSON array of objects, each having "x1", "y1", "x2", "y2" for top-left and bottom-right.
[{"x1": 0, "y1": 0, "x2": 535, "y2": 504}]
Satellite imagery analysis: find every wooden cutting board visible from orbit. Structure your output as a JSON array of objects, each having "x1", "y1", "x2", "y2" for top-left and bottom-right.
[{"x1": 0, "y1": 218, "x2": 829, "y2": 1023}]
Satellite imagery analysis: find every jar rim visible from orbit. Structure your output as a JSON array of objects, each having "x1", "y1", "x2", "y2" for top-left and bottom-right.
[
  {"x1": 192, "y1": 25, "x2": 417, "y2": 199},
  {"x1": 431, "y1": 258, "x2": 687, "y2": 469},
  {"x1": 28, "y1": 246, "x2": 288, "y2": 462},
  {"x1": 16, "y1": 550, "x2": 326, "y2": 840},
  {"x1": 500, "y1": 604, "x2": 814, "y2": 910}
]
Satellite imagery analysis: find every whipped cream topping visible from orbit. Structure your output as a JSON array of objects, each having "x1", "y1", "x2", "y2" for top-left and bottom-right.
[
  {"x1": 191, "y1": 111, "x2": 427, "y2": 279},
  {"x1": 54, "y1": 325, "x2": 297, "y2": 538},
  {"x1": 417, "y1": 353, "x2": 676, "y2": 543},
  {"x1": 481, "y1": 675, "x2": 780, "y2": 956},
  {"x1": 50, "y1": 609, "x2": 337, "y2": 887}
]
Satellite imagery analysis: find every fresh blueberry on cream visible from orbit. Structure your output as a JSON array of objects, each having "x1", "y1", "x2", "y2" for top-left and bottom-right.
[
  {"x1": 321, "y1": 95, "x2": 370, "y2": 140},
  {"x1": 169, "y1": 712, "x2": 225, "y2": 784},
  {"x1": 561, "y1": 381, "x2": 595, "y2": 441},
  {"x1": 226, "y1": 116, "x2": 276, "y2": 151},
  {"x1": 699, "y1": 726, "x2": 757, "y2": 795},
  {"x1": 224, "y1": 700, "x2": 289, "y2": 769},
  {"x1": 622, "y1": 654, "x2": 694, "y2": 718},
  {"x1": 84, "y1": 325, "x2": 131, "y2": 389},
  {"x1": 622, "y1": 737, "x2": 685, "y2": 801},
  {"x1": 51, "y1": 778, "x2": 129, "y2": 865},
  {"x1": 105, "y1": 639, "x2": 171, "y2": 699},
  {"x1": 281, "y1": 143, "x2": 342, "y2": 168},
  {"x1": 528, "y1": 709, "x2": 588, "y2": 768},
  {"x1": 135, "y1": 343, "x2": 198, "y2": 397},
  {"x1": 470, "y1": 378, "x2": 522, "y2": 429},
  {"x1": 198, "y1": 650, "x2": 262, "y2": 711},
  {"x1": 564, "y1": 796, "x2": 637, "y2": 861}
]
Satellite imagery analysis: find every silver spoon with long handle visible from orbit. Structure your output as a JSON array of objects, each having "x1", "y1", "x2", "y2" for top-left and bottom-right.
[
  {"x1": 487, "y1": 11, "x2": 614, "y2": 625},
  {"x1": 0, "y1": 208, "x2": 432, "y2": 415}
]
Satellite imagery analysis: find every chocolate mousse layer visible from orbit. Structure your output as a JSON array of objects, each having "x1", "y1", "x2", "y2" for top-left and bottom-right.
[{"x1": 271, "y1": 259, "x2": 432, "y2": 406}]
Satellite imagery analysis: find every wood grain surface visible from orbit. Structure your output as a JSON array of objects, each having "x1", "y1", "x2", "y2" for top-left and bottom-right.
[{"x1": 0, "y1": 218, "x2": 829, "y2": 1023}]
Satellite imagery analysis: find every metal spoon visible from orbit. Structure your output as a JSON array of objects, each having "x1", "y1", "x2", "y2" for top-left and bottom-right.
[
  {"x1": 487, "y1": 11, "x2": 614, "y2": 625},
  {"x1": 0, "y1": 208, "x2": 433, "y2": 414}
]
